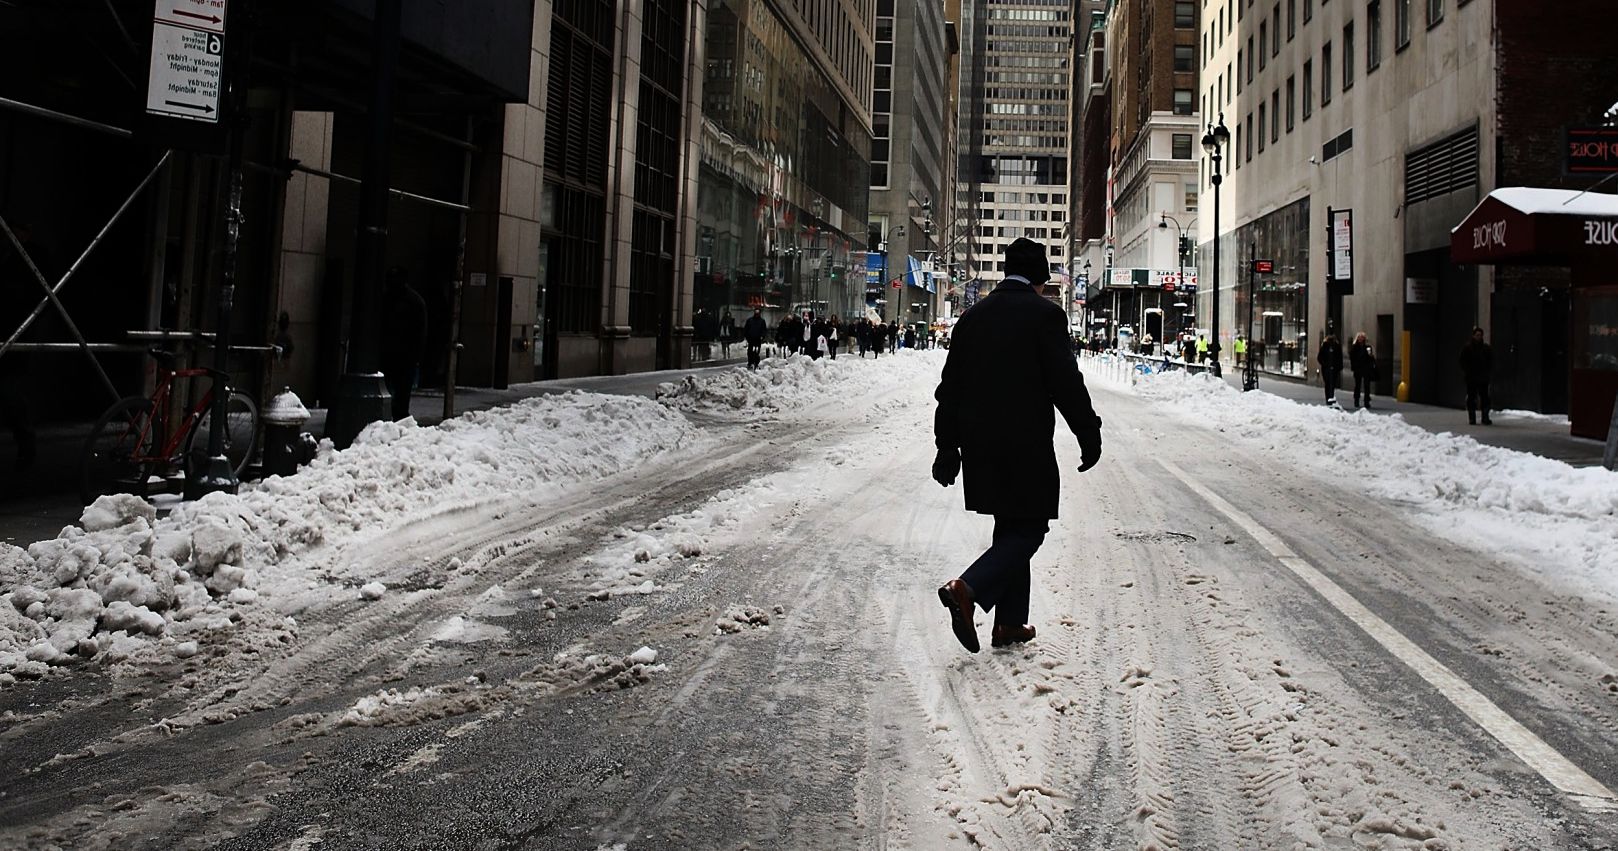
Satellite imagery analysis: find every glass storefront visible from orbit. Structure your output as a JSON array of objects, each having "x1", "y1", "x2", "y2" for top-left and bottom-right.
[
  {"x1": 1233, "y1": 196, "x2": 1311, "y2": 375},
  {"x1": 692, "y1": 0, "x2": 871, "y2": 361}
]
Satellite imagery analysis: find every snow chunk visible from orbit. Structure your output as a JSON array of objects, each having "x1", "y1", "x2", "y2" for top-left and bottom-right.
[
  {"x1": 626, "y1": 646, "x2": 658, "y2": 666},
  {"x1": 100, "y1": 601, "x2": 165, "y2": 636},
  {"x1": 359, "y1": 582, "x2": 387, "y2": 601}
]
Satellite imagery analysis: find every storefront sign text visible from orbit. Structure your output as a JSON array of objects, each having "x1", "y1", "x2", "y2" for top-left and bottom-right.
[
  {"x1": 1584, "y1": 219, "x2": 1618, "y2": 246},
  {"x1": 1473, "y1": 220, "x2": 1509, "y2": 251}
]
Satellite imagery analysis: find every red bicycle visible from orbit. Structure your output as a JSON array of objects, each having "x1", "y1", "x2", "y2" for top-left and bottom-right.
[{"x1": 79, "y1": 349, "x2": 259, "y2": 503}]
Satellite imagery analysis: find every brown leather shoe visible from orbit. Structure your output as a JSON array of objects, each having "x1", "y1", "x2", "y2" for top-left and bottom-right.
[
  {"x1": 937, "y1": 579, "x2": 980, "y2": 653},
  {"x1": 991, "y1": 624, "x2": 1036, "y2": 647}
]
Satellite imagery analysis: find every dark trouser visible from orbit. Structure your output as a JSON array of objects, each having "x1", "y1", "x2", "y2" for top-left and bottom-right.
[
  {"x1": 1323, "y1": 369, "x2": 1340, "y2": 401},
  {"x1": 1353, "y1": 373, "x2": 1373, "y2": 405},
  {"x1": 829, "y1": 341, "x2": 838, "y2": 360},
  {"x1": 383, "y1": 365, "x2": 417, "y2": 420},
  {"x1": 1466, "y1": 380, "x2": 1491, "y2": 422},
  {"x1": 747, "y1": 342, "x2": 761, "y2": 369},
  {"x1": 960, "y1": 516, "x2": 1049, "y2": 629}
]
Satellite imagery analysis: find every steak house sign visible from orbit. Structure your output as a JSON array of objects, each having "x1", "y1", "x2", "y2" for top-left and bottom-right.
[{"x1": 1452, "y1": 188, "x2": 1618, "y2": 266}]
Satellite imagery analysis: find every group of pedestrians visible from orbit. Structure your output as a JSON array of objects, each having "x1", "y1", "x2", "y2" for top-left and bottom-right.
[
  {"x1": 771, "y1": 313, "x2": 842, "y2": 362},
  {"x1": 1315, "y1": 326, "x2": 1492, "y2": 423}
]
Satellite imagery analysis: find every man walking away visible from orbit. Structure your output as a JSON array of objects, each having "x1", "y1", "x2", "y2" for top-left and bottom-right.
[
  {"x1": 1349, "y1": 332, "x2": 1376, "y2": 409},
  {"x1": 933, "y1": 238, "x2": 1103, "y2": 654},
  {"x1": 1317, "y1": 334, "x2": 1344, "y2": 407},
  {"x1": 381, "y1": 266, "x2": 428, "y2": 421},
  {"x1": 1461, "y1": 326, "x2": 1493, "y2": 425},
  {"x1": 743, "y1": 308, "x2": 768, "y2": 370}
]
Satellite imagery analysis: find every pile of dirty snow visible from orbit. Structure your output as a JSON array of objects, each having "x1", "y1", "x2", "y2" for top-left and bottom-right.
[
  {"x1": 1126, "y1": 369, "x2": 1618, "y2": 602},
  {"x1": 656, "y1": 348, "x2": 943, "y2": 414},
  {"x1": 0, "y1": 392, "x2": 695, "y2": 681}
]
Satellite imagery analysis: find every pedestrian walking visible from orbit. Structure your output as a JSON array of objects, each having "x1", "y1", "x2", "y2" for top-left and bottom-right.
[
  {"x1": 1195, "y1": 333, "x2": 1209, "y2": 364},
  {"x1": 856, "y1": 319, "x2": 870, "y2": 357},
  {"x1": 1349, "y1": 332, "x2": 1376, "y2": 409},
  {"x1": 828, "y1": 317, "x2": 840, "y2": 360},
  {"x1": 933, "y1": 238, "x2": 1104, "y2": 654},
  {"x1": 1317, "y1": 334, "x2": 1344, "y2": 407},
  {"x1": 1460, "y1": 326, "x2": 1493, "y2": 425},
  {"x1": 381, "y1": 266, "x2": 428, "y2": 421},
  {"x1": 743, "y1": 308, "x2": 768, "y2": 370},
  {"x1": 801, "y1": 313, "x2": 813, "y2": 357},
  {"x1": 719, "y1": 309, "x2": 736, "y2": 359}
]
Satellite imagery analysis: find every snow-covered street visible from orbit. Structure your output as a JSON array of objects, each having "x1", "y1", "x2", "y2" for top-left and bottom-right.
[{"x1": 3, "y1": 350, "x2": 1617, "y2": 850}]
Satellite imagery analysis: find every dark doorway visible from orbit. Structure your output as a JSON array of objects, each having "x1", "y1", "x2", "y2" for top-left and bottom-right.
[{"x1": 1492, "y1": 285, "x2": 1569, "y2": 414}]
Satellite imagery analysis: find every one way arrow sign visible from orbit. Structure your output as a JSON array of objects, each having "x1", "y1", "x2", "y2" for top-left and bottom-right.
[
  {"x1": 155, "y1": 0, "x2": 226, "y2": 34},
  {"x1": 145, "y1": 0, "x2": 226, "y2": 126}
]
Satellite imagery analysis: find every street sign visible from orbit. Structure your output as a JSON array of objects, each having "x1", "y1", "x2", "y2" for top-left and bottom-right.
[
  {"x1": 1252, "y1": 259, "x2": 1274, "y2": 273},
  {"x1": 146, "y1": 1, "x2": 228, "y2": 125}
]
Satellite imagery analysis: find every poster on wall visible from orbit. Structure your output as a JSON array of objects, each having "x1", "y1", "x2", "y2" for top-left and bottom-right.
[{"x1": 1330, "y1": 208, "x2": 1353, "y2": 284}]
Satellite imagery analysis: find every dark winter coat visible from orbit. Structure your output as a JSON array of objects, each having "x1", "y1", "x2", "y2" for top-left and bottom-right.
[
  {"x1": 934, "y1": 280, "x2": 1103, "y2": 520},
  {"x1": 743, "y1": 314, "x2": 768, "y2": 345},
  {"x1": 1317, "y1": 340, "x2": 1343, "y2": 375},
  {"x1": 1460, "y1": 340, "x2": 1493, "y2": 382},
  {"x1": 381, "y1": 283, "x2": 428, "y2": 370},
  {"x1": 1349, "y1": 341, "x2": 1376, "y2": 377}
]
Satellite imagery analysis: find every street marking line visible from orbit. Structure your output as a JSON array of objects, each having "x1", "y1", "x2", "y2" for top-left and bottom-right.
[{"x1": 1159, "y1": 459, "x2": 1618, "y2": 811}]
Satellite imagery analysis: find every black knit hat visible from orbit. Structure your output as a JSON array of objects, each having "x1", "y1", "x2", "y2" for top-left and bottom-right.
[{"x1": 1004, "y1": 237, "x2": 1050, "y2": 285}]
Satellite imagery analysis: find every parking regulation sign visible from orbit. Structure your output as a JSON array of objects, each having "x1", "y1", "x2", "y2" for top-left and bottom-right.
[{"x1": 145, "y1": 0, "x2": 227, "y2": 124}]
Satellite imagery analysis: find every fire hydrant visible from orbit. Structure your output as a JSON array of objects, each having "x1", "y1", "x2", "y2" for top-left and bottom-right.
[{"x1": 262, "y1": 388, "x2": 316, "y2": 477}]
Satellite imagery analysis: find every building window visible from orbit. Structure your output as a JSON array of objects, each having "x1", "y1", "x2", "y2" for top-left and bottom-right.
[
  {"x1": 1259, "y1": 22, "x2": 1268, "y2": 70},
  {"x1": 1273, "y1": 4, "x2": 1282, "y2": 53},
  {"x1": 1304, "y1": 0, "x2": 1313, "y2": 22},
  {"x1": 1368, "y1": 1, "x2": 1382, "y2": 70},
  {"x1": 1286, "y1": 75, "x2": 1296, "y2": 129},
  {"x1": 1174, "y1": 89, "x2": 1194, "y2": 115},
  {"x1": 1173, "y1": 133, "x2": 1194, "y2": 159},
  {"x1": 1396, "y1": 0, "x2": 1411, "y2": 47},
  {"x1": 1175, "y1": 45, "x2": 1195, "y2": 72},
  {"x1": 1246, "y1": 36, "x2": 1254, "y2": 82},
  {"x1": 1227, "y1": 62, "x2": 1233, "y2": 102},
  {"x1": 1234, "y1": 124, "x2": 1241, "y2": 168},
  {"x1": 1303, "y1": 59, "x2": 1313, "y2": 118},
  {"x1": 1427, "y1": 0, "x2": 1442, "y2": 26},
  {"x1": 1321, "y1": 41, "x2": 1332, "y2": 105},
  {"x1": 1236, "y1": 50, "x2": 1243, "y2": 92},
  {"x1": 1288, "y1": 0, "x2": 1296, "y2": 38},
  {"x1": 1176, "y1": 1, "x2": 1195, "y2": 27},
  {"x1": 1258, "y1": 103, "x2": 1267, "y2": 152},
  {"x1": 1245, "y1": 113, "x2": 1253, "y2": 162},
  {"x1": 1271, "y1": 89, "x2": 1280, "y2": 141},
  {"x1": 1343, "y1": 22, "x2": 1354, "y2": 89},
  {"x1": 1185, "y1": 183, "x2": 1199, "y2": 210}
]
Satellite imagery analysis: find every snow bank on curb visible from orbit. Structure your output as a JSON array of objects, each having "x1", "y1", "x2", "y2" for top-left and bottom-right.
[
  {"x1": 0, "y1": 392, "x2": 695, "y2": 681},
  {"x1": 1128, "y1": 369, "x2": 1618, "y2": 601},
  {"x1": 655, "y1": 349, "x2": 944, "y2": 414}
]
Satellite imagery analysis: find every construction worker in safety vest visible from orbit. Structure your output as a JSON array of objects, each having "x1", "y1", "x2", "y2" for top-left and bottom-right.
[
  {"x1": 1233, "y1": 334, "x2": 1247, "y2": 367},
  {"x1": 1195, "y1": 333, "x2": 1210, "y2": 364}
]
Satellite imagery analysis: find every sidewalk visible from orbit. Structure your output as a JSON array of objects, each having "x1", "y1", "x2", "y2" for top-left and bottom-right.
[{"x1": 1184, "y1": 358, "x2": 1607, "y2": 468}]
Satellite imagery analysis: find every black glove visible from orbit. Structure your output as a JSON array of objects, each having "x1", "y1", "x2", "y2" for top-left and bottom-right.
[
  {"x1": 1077, "y1": 433, "x2": 1102, "y2": 473},
  {"x1": 932, "y1": 448, "x2": 960, "y2": 487}
]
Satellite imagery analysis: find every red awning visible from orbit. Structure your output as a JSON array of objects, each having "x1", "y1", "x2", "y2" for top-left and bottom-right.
[{"x1": 1450, "y1": 187, "x2": 1618, "y2": 266}]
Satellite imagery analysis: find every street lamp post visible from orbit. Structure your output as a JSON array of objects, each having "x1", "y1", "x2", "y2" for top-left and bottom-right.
[
  {"x1": 1201, "y1": 115, "x2": 1231, "y2": 377},
  {"x1": 1158, "y1": 213, "x2": 1196, "y2": 356}
]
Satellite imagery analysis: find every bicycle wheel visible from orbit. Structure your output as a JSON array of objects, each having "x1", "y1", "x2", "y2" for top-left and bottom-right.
[
  {"x1": 80, "y1": 397, "x2": 157, "y2": 504},
  {"x1": 186, "y1": 391, "x2": 260, "y2": 479}
]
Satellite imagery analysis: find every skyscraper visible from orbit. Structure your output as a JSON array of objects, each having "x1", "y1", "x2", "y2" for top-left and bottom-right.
[{"x1": 956, "y1": 0, "x2": 1074, "y2": 295}]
